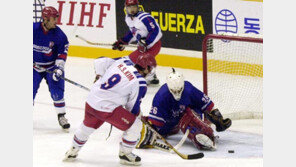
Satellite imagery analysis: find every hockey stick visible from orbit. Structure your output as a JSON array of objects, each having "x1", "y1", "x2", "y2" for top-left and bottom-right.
[
  {"x1": 142, "y1": 120, "x2": 204, "y2": 160},
  {"x1": 152, "y1": 128, "x2": 190, "y2": 153},
  {"x1": 33, "y1": 63, "x2": 90, "y2": 92},
  {"x1": 170, "y1": 128, "x2": 190, "y2": 153},
  {"x1": 75, "y1": 35, "x2": 138, "y2": 48}
]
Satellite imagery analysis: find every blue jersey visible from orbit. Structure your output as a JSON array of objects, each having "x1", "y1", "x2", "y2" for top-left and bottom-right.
[
  {"x1": 33, "y1": 22, "x2": 69, "y2": 71},
  {"x1": 148, "y1": 81, "x2": 214, "y2": 135}
]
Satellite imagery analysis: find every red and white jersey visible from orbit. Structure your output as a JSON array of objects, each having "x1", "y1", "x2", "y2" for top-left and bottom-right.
[
  {"x1": 124, "y1": 11, "x2": 162, "y2": 49},
  {"x1": 86, "y1": 57, "x2": 147, "y2": 115}
]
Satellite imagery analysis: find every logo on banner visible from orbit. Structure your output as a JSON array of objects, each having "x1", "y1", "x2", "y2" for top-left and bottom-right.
[{"x1": 215, "y1": 9, "x2": 238, "y2": 35}]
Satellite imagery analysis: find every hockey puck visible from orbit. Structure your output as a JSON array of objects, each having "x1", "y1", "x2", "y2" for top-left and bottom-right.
[{"x1": 228, "y1": 150, "x2": 234, "y2": 153}]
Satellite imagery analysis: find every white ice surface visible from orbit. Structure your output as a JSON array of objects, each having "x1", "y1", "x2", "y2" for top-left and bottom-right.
[{"x1": 33, "y1": 57, "x2": 263, "y2": 167}]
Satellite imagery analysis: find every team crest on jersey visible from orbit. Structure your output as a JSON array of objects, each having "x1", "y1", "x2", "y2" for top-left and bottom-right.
[
  {"x1": 49, "y1": 41, "x2": 54, "y2": 48},
  {"x1": 179, "y1": 105, "x2": 186, "y2": 112},
  {"x1": 131, "y1": 27, "x2": 138, "y2": 35}
]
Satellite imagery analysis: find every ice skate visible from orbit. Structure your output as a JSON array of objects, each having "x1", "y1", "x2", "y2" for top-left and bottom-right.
[
  {"x1": 147, "y1": 74, "x2": 159, "y2": 86},
  {"x1": 119, "y1": 151, "x2": 141, "y2": 166},
  {"x1": 58, "y1": 113, "x2": 70, "y2": 131},
  {"x1": 63, "y1": 146, "x2": 80, "y2": 161}
]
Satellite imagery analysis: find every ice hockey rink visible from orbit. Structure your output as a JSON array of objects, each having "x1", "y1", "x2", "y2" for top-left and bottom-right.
[{"x1": 33, "y1": 56, "x2": 263, "y2": 167}]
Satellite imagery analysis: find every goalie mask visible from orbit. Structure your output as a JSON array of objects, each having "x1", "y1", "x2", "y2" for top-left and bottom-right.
[{"x1": 166, "y1": 68, "x2": 185, "y2": 101}]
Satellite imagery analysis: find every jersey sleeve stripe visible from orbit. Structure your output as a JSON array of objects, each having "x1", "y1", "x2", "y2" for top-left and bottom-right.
[
  {"x1": 138, "y1": 13, "x2": 150, "y2": 20},
  {"x1": 148, "y1": 114, "x2": 166, "y2": 123},
  {"x1": 139, "y1": 80, "x2": 147, "y2": 85},
  {"x1": 201, "y1": 101, "x2": 214, "y2": 111},
  {"x1": 133, "y1": 71, "x2": 143, "y2": 78},
  {"x1": 148, "y1": 117, "x2": 165, "y2": 127},
  {"x1": 57, "y1": 54, "x2": 67, "y2": 60}
]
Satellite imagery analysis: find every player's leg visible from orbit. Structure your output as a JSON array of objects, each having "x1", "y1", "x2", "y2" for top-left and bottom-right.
[
  {"x1": 46, "y1": 72, "x2": 70, "y2": 130},
  {"x1": 64, "y1": 103, "x2": 109, "y2": 161},
  {"x1": 144, "y1": 41, "x2": 161, "y2": 85},
  {"x1": 105, "y1": 106, "x2": 141, "y2": 165},
  {"x1": 33, "y1": 69, "x2": 45, "y2": 103},
  {"x1": 179, "y1": 108, "x2": 216, "y2": 150}
]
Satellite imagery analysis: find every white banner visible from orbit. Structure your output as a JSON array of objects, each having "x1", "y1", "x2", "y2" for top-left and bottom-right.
[
  {"x1": 43, "y1": 0, "x2": 117, "y2": 46},
  {"x1": 213, "y1": 0, "x2": 263, "y2": 35}
]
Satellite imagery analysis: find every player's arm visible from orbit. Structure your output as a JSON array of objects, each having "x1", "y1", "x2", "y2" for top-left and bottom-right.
[
  {"x1": 147, "y1": 104, "x2": 166, "y2": 129},
  {"x1": 125, "y1": 80, "x2": 147, "y2": 116},
  {"x1": 190, "y1": 82, "x2": 231, "y2": 132},
  {"x1": 93, "y1": 57, "x2": 116, "y2": 81},
  {"x1": 112, "y1": 30, "x2": 133, "y2": 51},
  {"x1": 138, "y1": 16, "x2": 160, "y2": 51},
  {"x1": 53, "y1": 33, "x2": 69, "y2": 81}
]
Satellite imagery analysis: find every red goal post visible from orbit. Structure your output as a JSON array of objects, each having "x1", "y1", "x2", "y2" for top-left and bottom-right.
[{"x1": 202, "y1": 34, "x2": 263, "y2": 120}]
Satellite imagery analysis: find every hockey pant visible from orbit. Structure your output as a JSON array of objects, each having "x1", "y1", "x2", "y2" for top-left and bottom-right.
[
  {"x1": 33, "y1": 68, "x2": 65, "y2": 114},
  {"x1": 72, "y1": 103, "x2": 142, "y2": 153}
]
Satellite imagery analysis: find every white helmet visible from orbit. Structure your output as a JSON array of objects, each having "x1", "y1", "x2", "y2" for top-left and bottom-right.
[{"x1": 166, "y1": 68, "x2": 185, "y2": 101}]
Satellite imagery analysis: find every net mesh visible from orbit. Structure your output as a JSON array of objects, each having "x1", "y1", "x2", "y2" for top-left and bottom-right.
[
  {"x1": 33, "y1": 0, "x2": 45, "y2": 23},
  {"x1": 204, "y1": 34, "x2": 263, "y2": 120}
]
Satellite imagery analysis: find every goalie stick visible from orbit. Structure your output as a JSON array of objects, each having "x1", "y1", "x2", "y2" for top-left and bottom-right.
[
  {"x1": 152, "y1": 128, "x2": 190, "y2": 153},
  {"x1": 171, "y1": 128, "x2": 190, "y2": 153},
  {"x1": 33, "y1": 63, "x2": 90, "y2": 92},
  {"x1": 142, "y1": 120, "x2": 204, "y2": 160},
  {"x1": 75, "y1": 35, "x2": 138, "y2": 48}
]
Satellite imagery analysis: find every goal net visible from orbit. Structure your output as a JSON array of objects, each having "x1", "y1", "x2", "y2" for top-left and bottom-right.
[
  {"x1": 33, "y1": 0, "x2": 45, "y2": 23},
  {"x1": 202, "y1": 34, "x2": 263, "y2": 120}
]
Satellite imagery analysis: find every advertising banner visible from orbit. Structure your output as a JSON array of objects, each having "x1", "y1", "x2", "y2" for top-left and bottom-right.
[
  {"x1": 213, "y1": 0, "x2": 263, "y2": 35},
  {"x1": 41, "y1": 0, "x2": 117, "y2": 46}
]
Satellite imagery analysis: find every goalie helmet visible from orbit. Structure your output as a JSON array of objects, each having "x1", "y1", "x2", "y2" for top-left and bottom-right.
[
  {"x1": 166, "y1": 68, "x2": 185, "y2": 101},
  {"x1": 42, "y1": 6, "x2": 59, "y2": 19}
]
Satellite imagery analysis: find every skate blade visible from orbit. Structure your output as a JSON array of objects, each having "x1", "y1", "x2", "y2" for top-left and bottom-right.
[
  {"x1": 63, "y1": 157, "x2": 76, "y2": 162},
  {"x1": 119, "y1": 159, "x2": 141, "y2": 166},
  {"x1": 62, "y1": 128, "x2": 70, "y2": 133}
]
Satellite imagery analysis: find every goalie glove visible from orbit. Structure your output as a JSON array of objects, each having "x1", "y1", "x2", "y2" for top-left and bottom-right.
[{"x1": 205, "y1": 109, "x2": 232, "y2": 132}]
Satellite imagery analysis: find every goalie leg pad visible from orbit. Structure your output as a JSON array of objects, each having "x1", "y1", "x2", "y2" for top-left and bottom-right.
[
  {"x1": 136, "y1": 123, "x2": 157, "y2": 149},
  {"x1": 179, "y1": 108, "x2": 215, "y2": 150}
]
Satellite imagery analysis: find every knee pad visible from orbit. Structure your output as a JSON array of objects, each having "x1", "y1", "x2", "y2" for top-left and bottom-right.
[
  {"x1": 122, "y1": 117, "x2": 142, "y2": 147},
  {"x1": 73, "y1": 123, "x2": 96, "y2": 148},
  {"x1": 75, "y1": 123, "x2": 96, "y2": 141}
]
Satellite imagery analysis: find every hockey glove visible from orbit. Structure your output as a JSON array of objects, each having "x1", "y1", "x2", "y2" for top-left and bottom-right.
[
  {"x1": 205, "y1": 109, "x2": 232, "y2": 132},
  {"x1": 137, "y1": 38, "x2": 147, "y2": 53},
  {"x1": 53, "y1": 67, "x2": 63, "y2": 81},
  {"x1": 112, "y1": 40, "x2": 125, "y2": 51}
]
